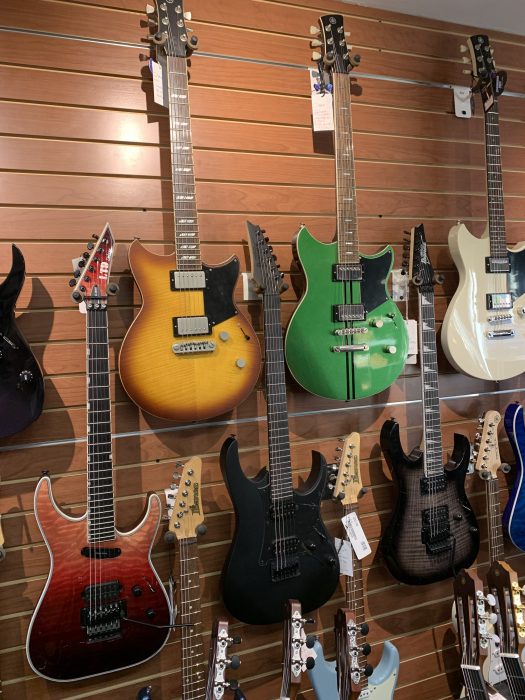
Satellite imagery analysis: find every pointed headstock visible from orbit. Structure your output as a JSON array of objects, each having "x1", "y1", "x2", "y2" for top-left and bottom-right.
[
  {"x1": 206, "y1": 618, "x2": 242, "y2": 699},
  {"x1": 454, "y1": 568, "x2": 493, "y2": 666},
  {"x1": 463, "y1": 35, "x2": 505, "y2": 110},
  {"x1": 147, "y1": 0, "x2": 198, "y2": 60},
  {"x1": 473, "y1": 410, "x2": 502, "y2": 480},
  {"x1": 246, "y1": 221, "x2": 285, "y2": 296},
  {"x1": 331, "y1": 433, "x2": 362, "y2": 505},
  {"x1": 165, "y1": 457, "x2": 204, "y2": 540},
  {"x1": 69, "y1": 224, "x2": 116, "y2": 304},
  {"x1": 487, "y1": 560, "x2": 525, "y2": 657},
  {"x1": 410, "y1": 224, "x2": 438, "y2": 294},
  {"x1": 281, "y1": 599, "x2": 315, "y2": 696},
  {"x1": 311, "y1": 14, "x2": 360, "y2": 75}
]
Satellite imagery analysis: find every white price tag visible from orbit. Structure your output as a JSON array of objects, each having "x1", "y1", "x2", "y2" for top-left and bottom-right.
[
  {"x1": 406, "y1": 319, "x2": 418, "y2": 365},
  {"x1": 151, "y1": 59, "x2": 167, "y2": 107},
  {"x1": 335, "y1": 537, "x2": 354, "y2": 576},
  {"x1": 309, "y1": 68, "x2": 334, "y2": 132},
  {"x1": 342, "y1": 512, "x2": 371, "y2": 560}
]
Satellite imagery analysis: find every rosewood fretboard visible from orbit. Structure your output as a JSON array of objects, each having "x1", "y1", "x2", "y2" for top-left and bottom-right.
[
  {"x1": 179, "y1": 536, "x2": 206, "y2": 700},
  {"x1": 484, "y1": 98, "x2": 508, "y2": 261}
]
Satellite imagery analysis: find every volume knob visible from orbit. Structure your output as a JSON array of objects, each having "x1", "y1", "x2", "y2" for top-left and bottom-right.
[
  {"x1": 19, "y1": 370, "x2": 33, "y2": 384},
  {"x1": 384, "y1": 346, "x2": 397, "y2": 354}
]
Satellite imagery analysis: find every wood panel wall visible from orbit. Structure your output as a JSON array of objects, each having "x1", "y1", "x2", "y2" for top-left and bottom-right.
[{"x1": 1, "y1": 0, "x2": 525, "y2": 698}]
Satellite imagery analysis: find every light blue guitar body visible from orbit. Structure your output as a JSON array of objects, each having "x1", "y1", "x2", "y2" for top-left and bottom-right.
[{"x1": 308, "y1": 639, "x2": 399, "y2": 699}]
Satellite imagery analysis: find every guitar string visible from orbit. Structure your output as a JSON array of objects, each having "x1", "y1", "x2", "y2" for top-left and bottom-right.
[{"x1": 280, "y1": 612, "x2": 291, "y2": 698}]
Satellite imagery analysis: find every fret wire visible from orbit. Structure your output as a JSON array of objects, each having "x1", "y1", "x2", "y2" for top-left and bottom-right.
[{"x1": 485, "y1": 100, "x2": 508, "y2": 257}]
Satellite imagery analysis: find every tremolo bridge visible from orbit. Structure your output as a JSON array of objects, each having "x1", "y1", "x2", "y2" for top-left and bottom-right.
[
  {"x1": 421, "y1": 505, "x2": 452, "y2": 556},
  {"x1": 80, "y1": 579, "x2": 126, "y2": 642}
]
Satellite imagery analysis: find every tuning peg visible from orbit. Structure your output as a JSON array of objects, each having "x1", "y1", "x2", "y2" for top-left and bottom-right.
[
  {"x1": 145, "y1": 3, "x2": 156, "y2": 13},
  {"x1": 310, "y1": 25, "x2": 321, "y2": 36},
  {"x1": 462, "y1": 56, "x2": 471, "y2": 63},
  {"x1": 311, "y1": 39, "x2": 322, "y2": 47},
  {"x1": 228, "y1": 635, "x2": 242, "y2": 645},
  {"x1": 361, "y1": 642, "x2": 372, "y2": 656},
  {"x1": 187, "y1": 35, "x2": 199, "y2": 50},
  {"x1": 305, "y1": 634, "x2": 317, "y2": 648},
  {"x1": 460, "y1": 44, "x2": 468, "y2": 53},
  {"x1": 183, "y1": 11, "x2": 192, "y2": 20},
  {"x1": 363, "y1": 663, "x2": 374, "y2": 677},
  {"x1": 345, "y1": 31, "x2": 351, "y2": 37},
  {"x1": 71, "y1": 290, "x2": 83, "y2": 303},
  {"x1": 229, "y1": 655, "x2": 241, "y2": 670},
  {"x1": 349, "y1": 54, "x2": 361, "y2": 68},
  {"x1": 196, "y1": 523, "x2": 207, "y2": 536},
  {"x1": 107, "y1": 282, "x2": 119, "y2": 296},
  {"x1": 463, "y1": 69, "x2": 472, "y2": 75},
  {"x1": 305, "y1": 657, "x2": 315, "y2": 670},
  {"x1": 312, "y1": 51, "x2": 322, "y2": 61},
  {"x1": 68, "y1": 279, "x2": 76, "y2": 287},
  {"x1": 164, "y1": 530, "x2": 176, "y2": 544}
]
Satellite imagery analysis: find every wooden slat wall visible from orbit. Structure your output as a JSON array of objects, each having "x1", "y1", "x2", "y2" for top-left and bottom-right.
[{"x1": 1, "y1": 0, "x2": 525, "y2": 698}]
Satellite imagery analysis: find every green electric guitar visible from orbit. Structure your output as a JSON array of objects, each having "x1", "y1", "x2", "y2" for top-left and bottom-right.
[{"x1": 285, "y1": 14, "x2": 408, "y2": 401}]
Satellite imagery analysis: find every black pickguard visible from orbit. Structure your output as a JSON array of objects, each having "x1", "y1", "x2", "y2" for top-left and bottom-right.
[
  {"x1": 0, "y1": 245, "x2": 44, "y2": 438},
  {"x1": 360, "y1": 250, "x2": 392, "y2": 311},
  {"x1": 508, "y1": 247, "x2": 525, "y2": 300},
  {"x1": 220, "y1": 437, "x2": 340, "y2": 625},
  {"x1": 202, "y1": 259, "x2": 238, "y2": 327},
  {"x1": 379, "y1": 420, "x2": 479, "y2": 585}
]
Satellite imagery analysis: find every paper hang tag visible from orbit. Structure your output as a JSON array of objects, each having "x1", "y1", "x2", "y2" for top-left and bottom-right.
[
  {"x1": 335, "y1": 537, "x2": 354, "y2": 576},
  {"x1": 342, "y1": 512, "x2": 371, "y2": 560},
  {"x1": 309, "y1": 68, "x2": 334, "y2": 132},
  {"x1": 150, "y1": 59, "x2": 168, "y2": 108},
  {"x1": 406, "y1": 319, "x2": 418, "y2": 364}
]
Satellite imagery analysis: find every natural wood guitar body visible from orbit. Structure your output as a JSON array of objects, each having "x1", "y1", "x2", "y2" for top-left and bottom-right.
[{"x1": 119, "y1": 241, "x2": 261, "y2": 422}]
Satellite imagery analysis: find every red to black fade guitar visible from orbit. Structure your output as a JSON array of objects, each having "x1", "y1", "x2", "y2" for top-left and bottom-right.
[{"x1": 26, "y1": 225, "x2": 171, "y2": 682}]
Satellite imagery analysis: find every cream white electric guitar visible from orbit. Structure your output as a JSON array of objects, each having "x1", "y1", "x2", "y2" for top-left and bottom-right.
[{"x1": 442, "y1": 35, "x2": 525, "y2": 381}]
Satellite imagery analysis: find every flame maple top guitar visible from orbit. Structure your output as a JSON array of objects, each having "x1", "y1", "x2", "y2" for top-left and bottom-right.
[
  {"x1": 442, "y1": 35, "x2": 525, "y2": 381},
  {"x1": 220, "y1": 222, "x2": 340, "y2": 625},
  {"x1": 284, "y1": 14, "x2": 408, "y2": 402},
  {"x1": 380, "y1": 225, "x2": 479, "y2": 585},
  {"x1": 164, "y1": 457, "x2": 243, "y2": 700},
  {"x1": 454, "y1": 569, "x2": 507, "y2": 700},
  {"x1": 0, "y1": 244, "x2": 44, "y2": 437},
  {"x1": 26, "y1": 226, "x2": 171, "y2": 682},
  {"x1": 309, "y1": 435, "x2": 399, "y2": 699},
  {"x1": 119, "y1": 1, "x2": 261, "y2": 422},
  {"x1": 502, "y1": 402, "x2": 525, "y2": 553}
]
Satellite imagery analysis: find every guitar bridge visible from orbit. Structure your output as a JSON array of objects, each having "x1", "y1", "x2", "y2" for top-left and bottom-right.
[
  {"x1": 80, "y1": 580, "x2": 126, "y2": 642},
  {"x1": 421, "y1": 505, "x2": 452, "y2": 555},
  {"x1": 271, "y1": 556, "x2": 300, "y2": 582}
]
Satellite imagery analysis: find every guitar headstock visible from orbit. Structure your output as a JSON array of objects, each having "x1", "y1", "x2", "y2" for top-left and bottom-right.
[
  {"x1": 454, "y1": 568, "x2": 493, "y2": 665},
  {"x1": 311, "y1": 14, "x2": 360, "y2": 74},
  {"x1": 147, "y1": 0, "x2": 198, "y2": 60},
  {"x1": 331, "y1": 433, "x2": 363, "y2": 505},
  {"x1": 487, "y1": 560, "x2": 525, "y2": 657},
  {"x1": 69, "y1": 224, "x2": 116, "y2": 305},
  {"x1": 165, "y1": 457, "x2": 204, "y2": 539},
  {"x1": 281, "y1": 599, "x2": 316, "y2": 694},
  {"x1": 473, "y1": 410, "x2": 502, "y2": 480},
  {"x1": 461, "y1": 36, "x2": 505, "y2": 111},
  {"x1": 246, "y1": 221, "x2": 285, "y2": 296},
  {"x1": 334, "y1": 608, "x2": 373, "y2": 694},
  {"x1": 206, "y1": 618, "x2": 242, "y2": 699}
]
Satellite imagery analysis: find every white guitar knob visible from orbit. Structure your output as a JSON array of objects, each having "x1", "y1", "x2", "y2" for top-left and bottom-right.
[
  {"x1": 384, "y1": 346, "x2": 397, "y2": 354},
  {"x1": 486, "y1": 593, "x2": 496, "y2": 607},
  {"x1": 371, "y1": 319, "x2": 384, "y2": 328},
  {"x1": 236, "y1": 358, "x2": 246, "y2": 368}
]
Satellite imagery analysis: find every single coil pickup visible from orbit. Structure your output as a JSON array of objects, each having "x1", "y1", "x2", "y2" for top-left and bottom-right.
[
  {"x1": 487, "y1": 313, "x2": 513, "y2": 323},
  {"x1": 270, "y1": 499, "x2": 297, "y2": 519},
  {"x1": 271, "y1": 557, "x2": 300, "y2": 582},
  {"x1": 272, "y1": 536, "x2": 300, "y2": 557},
  {"x1": 421, "y1": 505, "x2": 451, "y2": 555},
  {"x1": 173, "y1": 315, "x2": 210, "y2": 336},
  {"x1": 331, "y1": 344, "x2": 369, "y2": 353},
  {"x1": 487, "y1": 329, "x2": 515, "y2": 339},
  {"x1": 333, "y1": 304, "x2": 366, "y2": 322},
  {"x1": 82, "y1": 580, "x2": 122, "y2": 601},
  {"x1": 81, "y1": 546, "x2": 121, "y2": 560},
  {"x1": 81, "y1": 600, "x2": 126, "y2": 642},
  {"x1": 334, "y1": 327, "x2": 368, "y2": 335},
  {"x1": 332, "y1": 263, "x2": 363, "y2": 282},
  {"x1": 486, "y1": 293, "x2": 512, "y2": 311},
  {"x1": 172, "y1": 340, "x2": 216, "y2": 354},
  {"x1": 170, "y1": 269, "x2": 206, "y2": 290},
  {"x1": 485, "y1": 256, "x2": 511, "y2": 274},
  {"x1": 420, "y1": 475, "x2": 447, "y2": 495}
]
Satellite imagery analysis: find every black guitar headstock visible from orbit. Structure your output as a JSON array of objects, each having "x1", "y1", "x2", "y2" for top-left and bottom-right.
[
  {"x1": 311, "y1": 14, "x2": 360, "y2": 75},
  {"x1": 147, "y1": 0, "x2": 198, "y2": 59},
  {"x1": 246, "y1": 221, "x2": 285, "y2": 296},
  {"x1": 409, "y1": 224, "x2": 443, "y2": 294},
  {"x1": 463, "y1": 35, "x2": 506, "y2": 110}
]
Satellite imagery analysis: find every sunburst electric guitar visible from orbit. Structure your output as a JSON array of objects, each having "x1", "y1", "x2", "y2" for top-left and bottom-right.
[
  {"x1": 309, "y1": 435, "x2": 399, "y2": 699},
  {"x1": 284, "y1": 13, "x2": 408, "y2": 402},
  {"x1": 442, "y1": 35, "x2": 525, "y2": 380},
  {"x1": 26, "y1": 226, "x2": 171, "y2": 681},
  {"x1": 119, "y1": 1, "x2": 261, "y2": 421}
]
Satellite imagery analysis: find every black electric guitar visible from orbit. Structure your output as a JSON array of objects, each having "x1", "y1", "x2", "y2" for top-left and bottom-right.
[
  {"x1": 220, "y1": 222, "x2": 340, "y2": 625},
  {"x1": 279, "y1": 599, "x2": 316, "y2": 700},
  {"x1": 454, "y1": 569, "x2": 507, "y2": 700},
  {"x1": 0, "y1": 244, "x2": 44, "y2": 437},
  {"x1": 380, "y1": 225, "x2": 479, "y2": 584}
]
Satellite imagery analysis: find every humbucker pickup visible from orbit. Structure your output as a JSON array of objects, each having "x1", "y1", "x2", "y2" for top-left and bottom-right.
[
  {"x1": 332, "y1": 263, "x2": 363, "y2": 281},
  {"x1": 486, "y1": 293, "x2": 512, "y2": 311},
  {"x1": 420, "y1": 475, "x2": 446, "y2": 495},
  {"x1": 172, "y1": 340, "x2": 216, "y2": 354},
  {"x1": 81, "y1": 546, "x2": 121, "y2": 559},
  {"x1": 173, "y1": 316, "x2": 210, "y2": 336},
  {"x1": 485, "y1": 256, "x2": 511, "y2": 274},
  {"x1": 170, "y1": 270, "x2": 206, "y2": 290},
  {"x1": 333, "y1": 304, "x2": 366, "y2": 322}
]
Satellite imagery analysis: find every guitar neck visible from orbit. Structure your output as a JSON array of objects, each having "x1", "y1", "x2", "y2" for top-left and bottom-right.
[
  {"x1": 263, "y1": 293, "x2": 293, "y2": 501},
  {"x1": 417, "y1": 287, "x2": 443, "y2": 479},
  {"x1": 333, "y1": 73, "x2": 359, "y2": 264},
  {"x1": 180, "y1": 537, "x2": 206, "y2": 699},
  {"x1": 86, "y1": 302, "x2": 115, "y2": 543},
  {"x1": 167, "y1": 55, "x2": 201, "y2": 271},
  {"x1": 484, "y1": 99, "x2": 508, "y2": 260},
  {"x1": 461, "y1": 665, "x2": 490, "y2": 700},
  {"x1": 486, "y1": 477, "x2": 505, "y2": 563}
]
